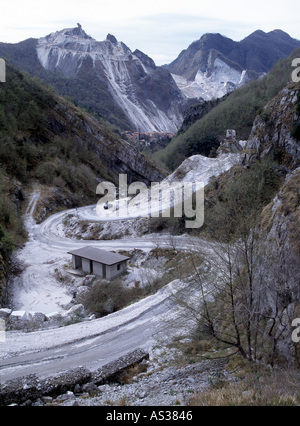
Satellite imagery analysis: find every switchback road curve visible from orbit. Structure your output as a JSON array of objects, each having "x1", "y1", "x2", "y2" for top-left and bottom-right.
[{"x1": 0, "y1": 193, "x2": 208, "y2": 387}]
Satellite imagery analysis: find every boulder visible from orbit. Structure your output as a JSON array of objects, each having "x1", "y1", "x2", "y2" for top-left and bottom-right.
[
  {"x1": 84, "y1": 275, "x2": 96, "y2": 287},
  {"x1": 10, "y1": 311, "x2": 29, "y2": 321},
  {"x1": 103, "y1": 298, "x2": 115, "y2": 315},
  {"x1": 63, "y1": 304, "x2": 85, "y2": 319},
  {"x1": 74, "y1": 286, "x2": 90, "y2": 304},
  {"x1": 47, "y1": 311, "x2": 62, "y2": 321},
  {"x1": 0, "y1": 308, "x2": 12, "y2": 318},
  {"x1": 226, "y1": 129, "x2": 237, "y2": 139},
  {"x1": 30, "y1": 312, "x2": 47, "y2": 322}
]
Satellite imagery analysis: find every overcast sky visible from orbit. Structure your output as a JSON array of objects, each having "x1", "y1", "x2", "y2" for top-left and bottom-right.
[{"x1": 0, "y1": 0, "x2": 299, "y2": 65}]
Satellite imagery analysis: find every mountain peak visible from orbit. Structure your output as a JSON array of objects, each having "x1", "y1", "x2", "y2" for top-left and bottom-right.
[
  {"x1": 268, "y1": 29, "x2": 297, "y2": 41},
  {"x1": 243, "y1": 29, "x2": 297, "y2": 43},
  {"x1": 64, "y1": 24, "x2": 92, "y2": 39},
  {"x1": 166, "y1": 28, "x2": 300, "y2": 99},
  {"x1": 133, "y1": 49, "x2": 156, "y2": 69},
  {"x1": 106, "y1": 34, "x2": 118, "y2": 44},
  {"x1": 33, "y1": 25, "x2": 185, "y2": 132},
  {"x1": 42, "y1": 24, "x2": 93, "y2": 43},
  {"x1": 247, "y1": 29, "x2": 266, "y2": 37}
]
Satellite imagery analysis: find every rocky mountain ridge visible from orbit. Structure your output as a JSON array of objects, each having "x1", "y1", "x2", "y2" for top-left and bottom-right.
[
  {"x1": 37, "y1": 25, "x2": 190, "y2": 132},
  {"x1": 166, "y1": 30, "x2": 300, "y2": 100},
  {"x1": 1, "y1": 26, "x2": 299, "y2": 132},
  {"x1": 0, "y1": 24, "x2": 189, "y2": 132}
]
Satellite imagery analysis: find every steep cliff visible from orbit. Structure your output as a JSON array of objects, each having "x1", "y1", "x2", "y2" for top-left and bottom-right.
[
  {"x1": 256, "y1": 167, "x2": 300, "y2": 364},
  {"x1": 196, "y1": 80, "x2": 300, "y2": 365},
  {"x1": 244, "y1": 82, "x2": 300, "y2": 364},
  {"x1": 244, "y1": 82, "x2": 300, "y2": 170},
  {"x1": 44, "y1": 92, "x2": 165, "y2": 185}
]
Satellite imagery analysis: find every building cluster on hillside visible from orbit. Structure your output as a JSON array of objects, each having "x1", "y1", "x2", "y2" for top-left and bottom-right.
[{"x1": 121, "y1": 130, "x2": 175, "y2": 152}]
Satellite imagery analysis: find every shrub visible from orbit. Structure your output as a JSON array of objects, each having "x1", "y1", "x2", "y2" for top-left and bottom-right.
[
  {"x1": 0, "y1": 225, "x2": 14, "y2": 261},
  {"x1": 83, "y1": 280, "x2": 143, "y2": 317},
  {"x1": 291, "y1": 123, "x2": 300, "y2": 140}
]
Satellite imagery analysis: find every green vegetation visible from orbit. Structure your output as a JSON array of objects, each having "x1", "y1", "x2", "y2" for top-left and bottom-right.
[
  {"x1": 188, "y1": 359, "x2": 300, "y2": 406},
  {"x1": 172, "y1": 159, "x2": 300, "y2": 368},
  {"x1": 0, "y1": 64, "x2": 128, "y2": 302},
  {"x1": 154, "y1": 48, "x2": 300, "y2": 171},
  {"x1": 0, "y1": 224, "x2": 14, "y2": 261},
  {"x1": 203, "y1": 159, "x2": 283, "y2": 241},
  {"x1": 0, "y1": 166, "x2": 26, "y2": 262},
  {"x1": 0, "y1": 38, "x2": 132, "y2": 131},
  {"x1": 0, "y1": 66, "x2": 114, "y2": 194},
  {"x1": 83, "y1": 280, "x2": 145, "y2": 317}
]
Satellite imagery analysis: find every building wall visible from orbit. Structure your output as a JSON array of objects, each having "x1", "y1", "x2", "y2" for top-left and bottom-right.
[
  {"x1": 82, "y1": 258, "x2": 91, "y2": 274},
  {"x1": 93, "y1": 261, "x2": 104, "y2": 278},
  {"x1": 107, "y1": 261, "x2": 128, "y2": 281},
  {"x1": 72, "y1": 255, "x2": 82, "y2": 270},
  {"x1": 72, "y1": 257, "x2": 128, "y2": 280}
]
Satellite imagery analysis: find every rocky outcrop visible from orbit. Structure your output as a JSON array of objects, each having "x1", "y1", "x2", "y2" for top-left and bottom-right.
[
  {"x1": 238, "y1": 82, "x2": 300, "y2": 364},
  {"x1": 217, "y1": 130, "x2": 245, "y2": 155},
  {"x1": 244, "y1": 82, "x2": 300, "y2": 170},
  {"x1": 255, "y1": 168, "x2": 300, "y2": 364},
  {"x1": 0, "y1": 349, "x2": 149, "y2": 406},
  {"x1": 47, "y1": 98, "x2": 165, "y2": 184},
  {"x1": 2, "y1": 304, "x2": 88, "y2": 331}
]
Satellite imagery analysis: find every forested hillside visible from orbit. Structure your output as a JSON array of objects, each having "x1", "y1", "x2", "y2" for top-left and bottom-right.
[{"x1": 0, "y1": 64, "x2": 164, "y2": 305}]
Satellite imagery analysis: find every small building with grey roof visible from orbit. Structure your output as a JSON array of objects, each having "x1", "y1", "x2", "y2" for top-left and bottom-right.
[{"x1": 68, "y1": 246, "x2": 130, "y2": 281}]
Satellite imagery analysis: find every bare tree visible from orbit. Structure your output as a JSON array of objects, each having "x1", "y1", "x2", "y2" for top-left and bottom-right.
[{"x1": 167, "y1": 161, "x2": 300, "y2": 365}]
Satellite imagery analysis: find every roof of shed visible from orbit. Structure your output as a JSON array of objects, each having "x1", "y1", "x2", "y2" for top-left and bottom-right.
[{"x1": 68, "y1": 246, "x2": 130, "y2": 266}]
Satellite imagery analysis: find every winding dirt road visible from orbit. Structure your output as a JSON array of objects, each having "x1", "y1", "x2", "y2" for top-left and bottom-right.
[{"x1": 0, "y1": 194, "x2": 204, "y2": 385}]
